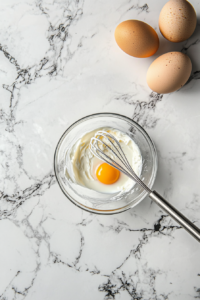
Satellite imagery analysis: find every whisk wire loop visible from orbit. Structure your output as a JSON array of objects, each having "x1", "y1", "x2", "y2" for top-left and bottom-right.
[
  {"x1": 92, "y1": 131, "x2": 138, "y2": 176},
  {"x1": 90, "y1": 131, "x2": 151, "y2": 193},
  {"x1": 90, "y1": 141, "x2": 134, "y2": 179},
  {"x1": 96, "y1": 131, "x2": 135, "y2": 174}
]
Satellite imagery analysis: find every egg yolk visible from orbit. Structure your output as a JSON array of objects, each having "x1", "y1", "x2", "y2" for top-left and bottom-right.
[{"x1": 96, "y1": 163, "x2": 120, "y2": 185}]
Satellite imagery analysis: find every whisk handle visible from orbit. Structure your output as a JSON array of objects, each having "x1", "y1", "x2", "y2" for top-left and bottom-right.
[{"x1": 149, "y1": 191, "x2": 200, "y2": 243}]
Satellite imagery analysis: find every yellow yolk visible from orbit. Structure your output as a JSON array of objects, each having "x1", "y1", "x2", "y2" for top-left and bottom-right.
[{"x1": 96, "y1": 163, "x2": 120, "y2": 185}]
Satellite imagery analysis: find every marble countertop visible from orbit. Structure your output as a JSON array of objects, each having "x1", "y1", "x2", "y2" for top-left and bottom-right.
[{"x1": 0, "y1": 0, "x2": 200, "y2": 299}]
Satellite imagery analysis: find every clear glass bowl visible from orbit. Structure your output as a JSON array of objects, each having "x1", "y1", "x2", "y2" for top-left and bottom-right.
[{"x1": 54, "y1": 113, "x2": 158, "y2": 214}]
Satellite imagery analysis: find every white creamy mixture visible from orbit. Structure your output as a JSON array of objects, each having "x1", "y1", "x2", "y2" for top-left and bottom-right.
[{"x1": 69, "y1": 128, "x2": 142, "y2": 193}]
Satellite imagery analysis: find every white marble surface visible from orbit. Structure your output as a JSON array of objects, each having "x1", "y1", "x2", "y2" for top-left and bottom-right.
[{"x1": 0, "y1": 0, "x2": 200, "y2": 299}]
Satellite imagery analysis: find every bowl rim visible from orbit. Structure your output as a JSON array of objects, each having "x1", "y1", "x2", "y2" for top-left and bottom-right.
[{"x1": 54, "y1": 112, "x2": 158, "y2": 215}]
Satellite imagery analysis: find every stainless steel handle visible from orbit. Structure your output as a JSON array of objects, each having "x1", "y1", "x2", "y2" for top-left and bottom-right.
[{"x1": 149, "y1": 191, "x2": 200, "y2": 243}]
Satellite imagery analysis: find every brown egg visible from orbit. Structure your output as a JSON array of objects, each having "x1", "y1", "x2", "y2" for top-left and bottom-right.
[
  {"x1": 114, "y1": 20, "x2": 159, "y2": 58},
  {"x1": 146, "y1": 52, "x2": 192, "y2": 94},
  {"x1": 159, "y1": 0, "x2": 197, "y2": 42}
]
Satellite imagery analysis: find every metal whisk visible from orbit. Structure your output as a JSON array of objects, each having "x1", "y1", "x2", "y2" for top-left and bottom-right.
[{"x1": 90, "y1": 131, "x2": 200, "y2": 243}]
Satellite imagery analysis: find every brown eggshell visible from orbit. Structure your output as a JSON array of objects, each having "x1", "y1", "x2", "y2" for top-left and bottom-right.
[
  {"x1": 159, "y1": 0, "x2": 197, "y2": 42},
  {"x1": 146, "y1": 52, "x2": 192, "y2": 94},
  {"x1": 114, "y1": 20, "x2": 159, "y2": 58}
]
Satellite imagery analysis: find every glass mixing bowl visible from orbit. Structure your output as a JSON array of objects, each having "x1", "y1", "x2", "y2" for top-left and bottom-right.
[{"x1": 54, "y1": 113, "x2": 158, "y2": 214}]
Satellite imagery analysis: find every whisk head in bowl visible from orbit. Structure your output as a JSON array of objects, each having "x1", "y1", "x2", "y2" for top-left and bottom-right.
[{"x1": 90, "y1": 131, "x2": 151, "y2": 193}]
